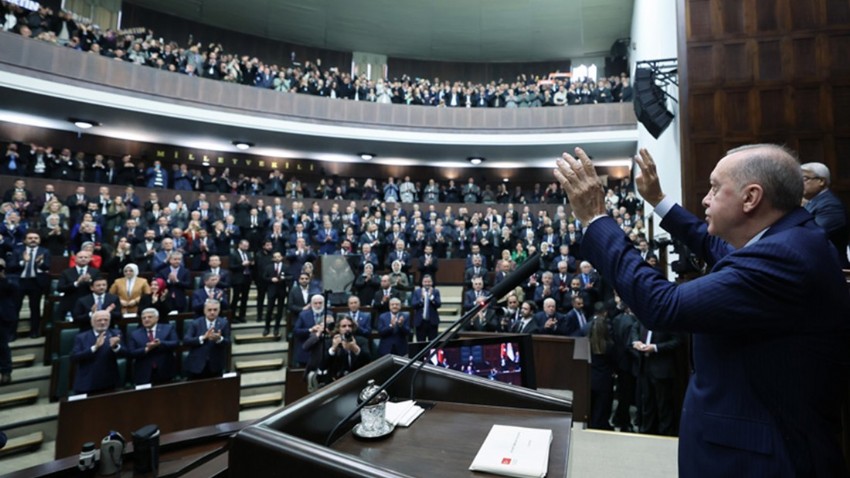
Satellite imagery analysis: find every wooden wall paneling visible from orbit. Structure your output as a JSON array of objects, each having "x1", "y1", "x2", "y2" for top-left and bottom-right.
[
  {"x1": 720, "y1": 0, "x2": 746, "y2": 34},
  {"x1": 791, "y1": 86, "x2": 825, "y2": 131},
  {"x1": 826, "y1": 0, "x2": 850, "y2": 25},
  {"x1": 687, "y1": 45, "x2": 719, "y2": 85},
  {"x1": 723, "y1": 89, "x2": 755, "y2": 136},
  {"x1": 835, "y1": 85, "x2": 850, "y2": 131},
  {"x1": 796, "y1": 136, "x2": 829, "y2": 165},
  {"x1": 689, "y1": 92, "x2": 720, "y2": 135},
  {"x1": 828, "y1": 34, "x2": 850, "y2": 77},
  {"x1": 723, "y1": 42, "x2": 753, "y2": 83},
  {"x1": 790, "y1": 36, "x2": 820, "y2": 80},
  {"x1": 790, "y1": 0, "x2": 823, "y2": 30},
  {"x1": 755, "y1": 0, "x2": 781, "y2": 32},
  {"x1": 687, "y1": 0, "x2": 717, "y2": 40},
  {"x1": 758, "y1": 88, "x2": 789, "y2": 131},
  {"x1": 756, "y1": 39, "x2": 784, "y2": 81},
  {"x1": 833, "y1": 137, "x2": 850, "y2": 181}
]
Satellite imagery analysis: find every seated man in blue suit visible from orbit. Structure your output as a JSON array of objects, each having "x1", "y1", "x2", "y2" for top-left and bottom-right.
[
  {"x1": 377, "y1": 298, "x2": 410, "y2": 357},
  {"x1": 70, "y1": 310, "x2": 124, "y2": 394},
  {"x1": 555, "y1": 145, "x2": 850, "y2": 476},
  {"x1": 127, "y1": 308, "x2": 178, "y2": 385},
  {"x1": 411, "y1": 274, "x2": 442, "y2": 341},
  {"x1": 345, "y1": 295, "x2": 372, "y2": 338},
  {"x1": 801, "y1": 161, "x2": 849, "y2": 267},
  {"x1": 183, "y1": 299, "x2": 231, "y2": 380}
]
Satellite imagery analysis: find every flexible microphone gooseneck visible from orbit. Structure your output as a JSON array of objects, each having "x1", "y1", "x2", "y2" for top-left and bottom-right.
[{"x1": 324, "y1": 252, "x2": 541, "y2": 446}]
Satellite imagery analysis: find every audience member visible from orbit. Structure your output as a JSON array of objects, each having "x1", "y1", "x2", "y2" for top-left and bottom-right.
[
  {"x1": 108, "y1": 263, "x2": 150, "y2": 315},
  {"x1": 127, "y1": 308, "x2": 178, "y2": 385},
  {"x1": 70, "y1": 310, "x2": 123, "y2": 393},
  {"x1": 376, "y1": 297, "x2": 409, "y2": 357},
  {"x1": 801, "y1": 162, "x2": 849, "y2": 266},
  {"x1": 183, "y1": 299, "x2": 231, "y2": 379},
  {"x1": 9, "y1": 231, "x2": 50, "y2": 338},
  {"x1": 411, "y1": 274, "x2": 441, "y2": 341}
]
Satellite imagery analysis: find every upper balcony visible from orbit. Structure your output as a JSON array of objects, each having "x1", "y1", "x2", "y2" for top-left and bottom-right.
[{"x1": 0, "y1": 31, "x2": 638, "y2": 168}]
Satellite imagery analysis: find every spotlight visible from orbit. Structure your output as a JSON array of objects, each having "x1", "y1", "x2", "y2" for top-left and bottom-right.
[
  {"x1": 69, "y1": 118, "x2": 99, "y2": 129},
  {"x1": 468, "y1": 157, "x2": 485, "y2": 165},
  {"x1": 502, "y1": 178, "x2": 509, "y2": 182},
  {"x1": 359, "y1": 153, "x2": 375, "y2": 161},
  {"x1": 232, "y1": 141, "x2": 254, "y2": 150}
]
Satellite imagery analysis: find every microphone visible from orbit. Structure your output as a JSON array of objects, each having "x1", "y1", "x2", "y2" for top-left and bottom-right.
[{"x1": 324, "y1": 252, "x2": 541, "y2": 446}]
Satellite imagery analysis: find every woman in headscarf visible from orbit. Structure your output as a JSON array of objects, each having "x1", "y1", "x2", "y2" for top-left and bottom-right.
[
  {"x1": 137, "y1": 277, "x2": 175, "y2": 318},
  {"x1": 109, "y1": 263, "x2": 151, "y2": 315}
]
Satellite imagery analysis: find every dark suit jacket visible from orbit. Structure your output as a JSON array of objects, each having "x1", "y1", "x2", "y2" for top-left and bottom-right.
[
  {"x1": 410, "y1": 287, "x2": 441, "y2": 327},
  {"x1": 293, "y1": 309, "x2": 326, "y2": 365},
  {"x1": 376, "y1": 311, "x2": 410, "y2": 356},
  {"x1": 8, "y1": 245, "x2": 51, "y2": 289},
  {"x1": 156, "y1": 266, "x2": 191, "y2": 312},
  {"x1": 182, "y1": 316, "x2": 231, "y2": 375},
  {"x1": 56, "y1": 266, "x2": 101, "y2": 315},
  {"x1": 371, "y1": 288, "x2": 400, "y2": 315},
  {"x1": 70, "y1": 328, "x2": 123, "y2": 393},
  {"x1": 510, "y1": 318, "x2": 539, "y2": 334},
  {"x1": 582, "y1": 206, "x2": 850, "y2": 476},
  {"x1": 804, "y1": 189, "x2": 849, "y2": 266},
  {"x1": 73, "y1": 293, "x2": 122, "y2": 328},
  {"x1": 191, "y1": 288, "x2": 229, "y2": 316},
  {"x1": 127, "y1": 323, "x2": 178, "y2": 384},
  {"x1": 629, "y1": 325, "x2": 682, "y2": 380}
]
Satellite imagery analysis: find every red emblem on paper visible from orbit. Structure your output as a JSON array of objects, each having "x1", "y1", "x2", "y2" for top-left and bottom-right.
[{"x1": 501, "y1": 458, "x2": 512, "y2": 465}]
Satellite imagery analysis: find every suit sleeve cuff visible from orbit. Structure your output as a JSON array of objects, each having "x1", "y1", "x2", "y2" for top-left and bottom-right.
[{"x1": 653, "y1": 196, "x2": 676, "y2": 219}]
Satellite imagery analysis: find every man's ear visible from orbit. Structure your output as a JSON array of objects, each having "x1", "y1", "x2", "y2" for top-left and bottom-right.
[{"x1": 741, "y1": 184, "x2": 764, "y2": 214}]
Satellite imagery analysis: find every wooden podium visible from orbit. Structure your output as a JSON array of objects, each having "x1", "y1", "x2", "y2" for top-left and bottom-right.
[{"x1": 230, "y1": 355, "x2": 573, "y2": 477}]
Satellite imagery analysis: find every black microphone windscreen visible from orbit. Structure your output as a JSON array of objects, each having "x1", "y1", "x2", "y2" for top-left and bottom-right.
[{"x1": 488, "y1": 252, "x2": 541, "y2": 301}]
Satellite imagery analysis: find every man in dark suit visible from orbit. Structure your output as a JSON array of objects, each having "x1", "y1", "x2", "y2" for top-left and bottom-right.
[
  {"x1": 65, "y1": 185, "x2": 89, "y2": 225},
  {"x1": 411, "y1": 275, "x2": 441, "y2": 341},
  {"x1": 263, "y1": 251, "x2": 289, "y2": 337},
  {"x1": 345, "y1": 295, "x2": 372, "y2": 338},
  {"x1": 285, "y1": 237, "x2": 316, "y2": 278},
  {"x1": 205, "y1": 255, "x2": 231, "y2": 297},
  {"x1": 630, "y1": 324, "x2": 683, "y2": 436},
  {"x1": 535, "y1": 298, "x2": 567, "y2": 335},
  {"x1": 313, "y1": 219, "x2": 339, "y2": 255},
  {"x1": 416, "y1": 244, "x2": 439, "y2": 278},
  {"x1": 384, "y1": 239, "x2": 411, "y2": 272},
  {"x1": 183, "y1": 299, "x2": 231, "y2": 379},
  {"x1": 376, "y1": 298, "x2": 410, "y2": 357},
  {"x1": 72, "y1": 276, "x2": 122, "y2": 329},
  {"x1": 371, "y1": 275, "x2": 400, "y2": 317},
  {"x1": 801, "y1": 162, "x2": 849, "y2": 267},
  {"x1": 191, "y1": 272, "x2": 229, "y2": 316},
  {"x1": 326, "y1": 316, "x2": 371, "y2": 379},
  {"x1": 229, "y1": 241, "x2": 253, "y2": 323},
  {"x1": 132, "y1": 229, "x2": 159, "y2": 272},
  {"x1": 292, "y1": 294, "x2": 328, "y2": 366},
  {"x1": 127, "y1": 308, "x2": 178, "y2": 385},
  {"x1": 509, "y1": 301, "x2": 539, "y2": 334},
  {"x1": 462, "y1": 276, "x2": 488, "y2": 313},
  {"x1": 70, "y1": 310, "x2": 123, "y2": 394},
  {"x1": 557, "y1": 145, "x2": 850, "y2": 476},
  {"x1": 253, "y1": 240, "x2": 274, "y2": 323},
  {"x1": 561, "y1": 296, "x2": 589, "y2": 337},
  {"x1": 57, "y1": 249, "x2": 100, "y2": 319},
  {"x1": 156, "y1": 252, "x2": 191, "y2": 313},
  {"x1": 9, "y1": 232, "x2": 50, "y2": 338}
]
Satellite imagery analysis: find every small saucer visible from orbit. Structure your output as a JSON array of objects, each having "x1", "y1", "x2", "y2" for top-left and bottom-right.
[{"x1": 352, "y1": 421, "x2": 395, "y2": 440}]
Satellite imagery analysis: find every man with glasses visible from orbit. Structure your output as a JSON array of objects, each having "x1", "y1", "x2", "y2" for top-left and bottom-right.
[{"x1": 801, "y1": 162, "x2": 849, "y2": 266}]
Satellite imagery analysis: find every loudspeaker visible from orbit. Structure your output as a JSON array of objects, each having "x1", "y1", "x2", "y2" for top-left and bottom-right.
[{"x1": 634, "y1": 68, "x2": 674, "y2": 139}]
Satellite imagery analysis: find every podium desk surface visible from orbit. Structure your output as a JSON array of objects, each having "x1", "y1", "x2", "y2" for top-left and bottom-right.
[{"x1": 332, "y1": 401, "x2": 572, "y2": 478}]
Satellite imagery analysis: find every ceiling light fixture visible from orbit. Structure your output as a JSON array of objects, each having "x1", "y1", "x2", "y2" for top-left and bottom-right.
[
  {"x1": 69, "y1": 118, "x2": 99, "y2": 129},
  {"x1": 232, "y1": 141, "x2": 254, "y2": 150},
  {"x1": 468, "y1": 157, "x2": 485, "y2": 165},
  {"x1": 359, "y1": 153, "x2": 375, "y2": 160}
]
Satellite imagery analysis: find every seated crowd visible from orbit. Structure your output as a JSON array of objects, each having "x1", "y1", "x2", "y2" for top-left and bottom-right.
[
  {"x1": 1, "y1": 2, "x2": 634, "y2": 108},
  {"x1": 0, "y1": 137, "x2": 665, "y2": 431}
]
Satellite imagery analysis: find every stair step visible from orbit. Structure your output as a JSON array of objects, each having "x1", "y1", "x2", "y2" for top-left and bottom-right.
[
  {"x1": 234, "y1": 358, "x2": 285, "y2": 373},
  {"x1": 239, "y1": 391, "x2": 282, "y2": 409},
  {"x1": 0, "y1": 431, "x2": 44, "y2": 458},
  {"x1": 0, "y1": 388, "x2": 39, "y2": 409},
  {"x1": 12, "y1": 353, "x2": 35, "y2": 368},
  {"x1": 233, "y1": 333, "x2": 282, "y2": 344},
  {"x1": 438, "y1": 306, "x2": 459, "y2": 315}
]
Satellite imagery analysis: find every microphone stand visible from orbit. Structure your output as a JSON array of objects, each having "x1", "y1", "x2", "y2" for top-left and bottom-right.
[{"x1": 324, "y1": 252, "x2": 541, "y2": 446}]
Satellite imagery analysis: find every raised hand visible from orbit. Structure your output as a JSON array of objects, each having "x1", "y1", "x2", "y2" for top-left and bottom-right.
[
  {"x1": 553, "y1": 147, "x2": 606, "y2": 224},
  {"x1": 634, "y1": 148, "x2": 666, "y2": 206}
]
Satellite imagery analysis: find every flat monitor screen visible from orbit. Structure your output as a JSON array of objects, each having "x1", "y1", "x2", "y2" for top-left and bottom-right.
[{"x1": 409, "y1": 334, "x2": 536, "y2": 389}]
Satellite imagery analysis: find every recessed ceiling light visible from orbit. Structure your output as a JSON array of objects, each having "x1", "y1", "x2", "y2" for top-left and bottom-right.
[
  {"x1": 232, "y1": 141, "x2": 254, "y2": 150},
  {"x1": 468, "y1": 157, "x2": 485, "y2": 165},
  {"x1": 503, "y1": 178, "x2": 509, "y2": 182},
  {"x1": 69, "y1": 118, "x2": 99, "y2": 129},
  {"x1": 359, "y1": 153, "x2": 375, "y2": 160}
]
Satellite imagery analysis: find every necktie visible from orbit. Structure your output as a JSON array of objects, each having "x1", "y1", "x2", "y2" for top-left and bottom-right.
[
  {"x1": 577, "y1": 311, "x2": 585, "y2": 328},
  {"x1": 423, "y1": 289, "x2": 429, "y2": 319},
  {"x1": 147, "y1": 328, "x2": 155, "y2": 342},
  {"x1": 275, "y1": 263, "x2": 281, "y2": 275},
  {"x1": 96, "y1": 295, "x2": 103, "y2": 310},
  {"x1": 26, "y1": 247, "x2": 36, "y2": 278}
]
